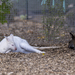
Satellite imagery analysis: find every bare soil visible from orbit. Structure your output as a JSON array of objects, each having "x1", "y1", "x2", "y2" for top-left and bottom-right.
[{"x1": 0, "y1": 19, "x2": 75, "y2": 75}]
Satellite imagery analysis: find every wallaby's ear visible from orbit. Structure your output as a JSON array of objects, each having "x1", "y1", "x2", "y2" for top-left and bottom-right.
[
  {"x1": 9, "y1": 34, "x2": 14, "y2": 39},
  {"x1": 70, "y1": 32, "x2": 75, "y2": 39},
  {"x1": 6, "y1": 37, "x2": 10, "y2": 42},
  {"x1": 10, "y1": 34, "x2": 14, "y2": 37},
  {"x1": 4, "y1": 35, "x2": 6, "y2": 38}
]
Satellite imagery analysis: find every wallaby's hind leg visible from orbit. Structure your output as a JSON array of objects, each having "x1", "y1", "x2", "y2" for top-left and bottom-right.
[{"x1": 20, "y1": 42, "x2": 45, "y2": 53}]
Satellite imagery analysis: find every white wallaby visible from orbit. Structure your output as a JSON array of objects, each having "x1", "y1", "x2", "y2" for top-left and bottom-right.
[
  {"x1": 0, "y1": 34, "x2": 17, "y2": 53},
  {"x1": 5, "y1": 34, "x2": 45, "y2": 54}
]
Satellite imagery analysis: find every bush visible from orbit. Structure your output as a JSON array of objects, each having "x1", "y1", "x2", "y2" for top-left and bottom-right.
[{"x1": 42, "y1": 0, "x2": 65, "y2": 41}]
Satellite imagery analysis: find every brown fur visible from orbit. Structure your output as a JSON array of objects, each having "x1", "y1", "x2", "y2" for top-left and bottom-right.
[{"x1": 68, "y1": 32, "x2": 75, "y2": 50}]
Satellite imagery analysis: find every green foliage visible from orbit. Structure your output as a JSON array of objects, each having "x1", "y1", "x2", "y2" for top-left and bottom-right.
[
  {"x1": 0, "y1": 0, "x2": 12, "y2": 24},
  {"x1": 20, "y1": 15, "x2": 27, "y2": 20}
]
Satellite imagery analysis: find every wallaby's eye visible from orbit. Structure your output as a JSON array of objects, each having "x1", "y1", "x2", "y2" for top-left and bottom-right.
[{"x1": 12, "y1": 45, "x2": 14, "y2": 46}]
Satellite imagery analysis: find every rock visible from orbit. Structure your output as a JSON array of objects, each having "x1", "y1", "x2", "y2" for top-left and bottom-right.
[
  {"x1": 15, "y1": 30, "x2": 20, "y2": 34},
  {"x1": 7, "y1": 72, "x2": 14, "y2": 75},
  {"x1": 26, "y1": 30, "x2": 33, "y2": 34}
]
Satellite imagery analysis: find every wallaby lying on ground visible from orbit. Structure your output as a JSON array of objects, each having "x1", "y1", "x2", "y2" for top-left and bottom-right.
[
  {"x1": 68, "y1": 32, "x2": 75, "y2": 50},
  {"x1": 4, "y1": 34, "x2": 45, "y2": 54},
  {"x1": 0, "y1": 35, "x2": 17, "y2": 53}
]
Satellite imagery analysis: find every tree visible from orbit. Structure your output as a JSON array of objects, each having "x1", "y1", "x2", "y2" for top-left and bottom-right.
[{"x1": 0, "y1": 0, "x2": 12, "y2": 24}]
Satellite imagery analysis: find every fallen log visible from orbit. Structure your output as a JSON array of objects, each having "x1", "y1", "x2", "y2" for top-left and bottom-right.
[{"x1": 33, "y1": 46, "x2": 61, "y2": 50}]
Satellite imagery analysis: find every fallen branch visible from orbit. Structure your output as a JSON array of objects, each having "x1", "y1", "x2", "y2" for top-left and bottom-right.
[{"x1": 33, "y1": 46, "x2": 61, "y2": 50}]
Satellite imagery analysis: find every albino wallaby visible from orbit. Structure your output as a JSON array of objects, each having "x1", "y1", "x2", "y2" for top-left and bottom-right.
[
  {"x1": 6, "y1": 34, "x2": 45, "y2": 54},
  {"x1": 0, "y1": 34, "x2": 17, "y2": 53}
]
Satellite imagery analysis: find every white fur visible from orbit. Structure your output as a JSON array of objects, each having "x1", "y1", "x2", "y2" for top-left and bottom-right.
[
  {"x1": 7, "y1": 34, "x2": 45, "y2": 54},
  {"x1": 0, "y1": 35, "x2": 17, "y2": 53}
]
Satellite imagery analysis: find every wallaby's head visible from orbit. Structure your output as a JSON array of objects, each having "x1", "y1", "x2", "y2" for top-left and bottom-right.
[
  {"x1": 68, "y1": 32, "x2": 75, "y2": 50},
  {"x1": 5, "y1": 34, "x2": 17, "y2": 51}
]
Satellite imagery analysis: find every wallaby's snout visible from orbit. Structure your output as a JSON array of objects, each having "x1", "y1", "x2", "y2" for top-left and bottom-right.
[
  {"x1": 15, "y1": 47, "x2": 17, "y2": 50},
  {"x1": 68, "y1": 32, "x2": 75, "y2": 50}
]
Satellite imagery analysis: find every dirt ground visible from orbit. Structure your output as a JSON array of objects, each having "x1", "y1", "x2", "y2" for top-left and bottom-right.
[
  {"x1": 0, "y1": 19, "x2": 75, "y2": 75},
  {"x1": 0, "y1": 44, "x2": 75, "y2": 75}
]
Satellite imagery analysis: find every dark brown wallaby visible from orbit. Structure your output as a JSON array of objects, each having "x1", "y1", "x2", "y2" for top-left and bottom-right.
[{"x1": 68, "y1": 32, "x2": 75, "y2": 50}]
